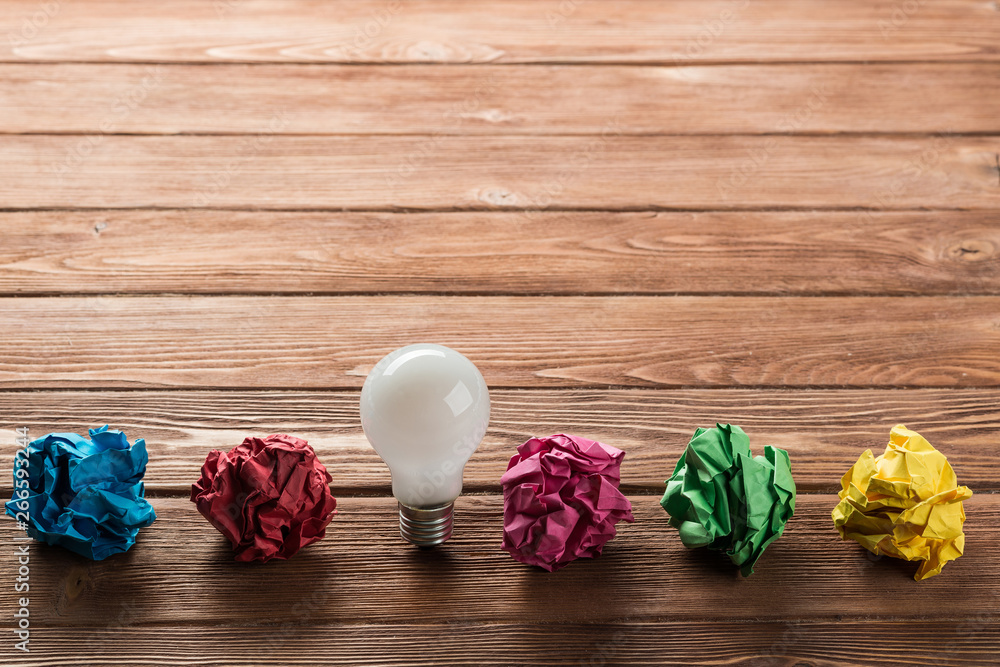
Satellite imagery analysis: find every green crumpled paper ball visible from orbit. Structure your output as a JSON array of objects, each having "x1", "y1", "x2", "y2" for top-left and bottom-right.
[{"x1": 660, "y1": 423, "x2": 796, "y2": 576}]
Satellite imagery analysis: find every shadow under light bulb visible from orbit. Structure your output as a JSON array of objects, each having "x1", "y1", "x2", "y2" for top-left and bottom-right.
[{"x1": 361, "y1": 344, "x2": 490, "y2": 547}]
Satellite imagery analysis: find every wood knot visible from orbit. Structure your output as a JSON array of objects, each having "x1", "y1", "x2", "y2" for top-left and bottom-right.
[
  {"x1": 408, "y1": 40, "x2": 450, "y2": 61},
  {"x1": 478, "y1": 188, "x2": 522, "y2": 207},
  {"x1": 461, "y1": 108, "x2": 513, "y2": 124},
  {"x1": 386, "y1": 40, "x2": 505, "y2": 63},
  {"x1": 946, "y1": 239, "x2": 996, "y2": 263},
  {"x1": 64, "y1": 565, "x2": 91, "y2": 602}
]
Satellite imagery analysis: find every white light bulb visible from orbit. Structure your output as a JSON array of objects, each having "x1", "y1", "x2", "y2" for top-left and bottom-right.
[{"x1": 360, "y1": 344, "x2": 490, "y2": 546}]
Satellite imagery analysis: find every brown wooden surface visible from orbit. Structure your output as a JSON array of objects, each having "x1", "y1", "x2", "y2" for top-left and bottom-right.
[
  {"x1": 3, "y1": 495, "x2": 999, "y2": 626},
  {"x1": 6, "y1": 135, "x2": 1000, "y2": 210},
  {"x1": 4, "y1": 295, "x2": 1000, "y2": 389},
  {"x1": 4, "y1": 63, "x2": 1000, "y2": 134},
  {"x1": 0, "y1": 0, "x2": 997, "y2": 64},
  {"x1": 4, "y1": 622, "x2": 999, "y2": 667},
  {"x1": 2, "y1": 210, "x2": 999, "y2": 296},
  {"x1": 1, "y1": 1, "x2": 998, "y2": 665},
  {"x1": 1, "y1": 389, "x2": 998, "y2": 495}
]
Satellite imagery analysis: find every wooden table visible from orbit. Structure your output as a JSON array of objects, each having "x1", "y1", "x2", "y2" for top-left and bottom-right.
[{"x1": 1, "y1": 2, "x2": 999, "y2": 665}]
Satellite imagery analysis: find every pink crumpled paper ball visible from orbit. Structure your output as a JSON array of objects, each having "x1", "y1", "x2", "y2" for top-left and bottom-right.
[{"x1": 500, "y1": 434, "x2": 634, "y2": 571}]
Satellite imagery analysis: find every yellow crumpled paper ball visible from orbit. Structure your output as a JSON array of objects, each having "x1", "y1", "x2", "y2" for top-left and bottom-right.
[{"x1": 832, "y1": 424, "x2": 972, "y2": 581}]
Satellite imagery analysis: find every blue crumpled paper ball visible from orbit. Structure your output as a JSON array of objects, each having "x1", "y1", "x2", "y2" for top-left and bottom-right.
[{"x1": 5, "y1": 426, "x2": 156, "y2": 560}]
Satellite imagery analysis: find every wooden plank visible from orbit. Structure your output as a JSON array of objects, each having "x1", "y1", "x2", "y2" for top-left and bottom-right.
[
  {"x1": 2, "y1": 210, "x2": 999, "y2": 296},
  {"x1": 1, "y1": 495, "x2": 996, "y2": 626},
  {"x1": 4, "y1": 621, "x2": 998, "y2": 667},
  {"x1": 3, "y1": 295, "x2": 1000, "y2": 390},
  {"x1": 0, "y1": 0, "x2": 997, "y2": 64},
  {"x1": 4, "y1": 63, "x2": 1000, "y2": 135},
  {"x1": 1, "y1": 389, "x2": 997, "y2": 494},
  {"x1": 6, "y1": 135, "x2": 1000, "y2": 210}
]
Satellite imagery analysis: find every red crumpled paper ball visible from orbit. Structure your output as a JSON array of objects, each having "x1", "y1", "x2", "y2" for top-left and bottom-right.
[
  {"x1": 190, "y1": 434, "x2": 337, "y2": 562},
  {"x1": 500, "y1": 434, "x2": 634, "y2": 571}
]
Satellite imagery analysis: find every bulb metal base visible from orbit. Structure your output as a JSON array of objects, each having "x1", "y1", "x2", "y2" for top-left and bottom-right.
[{"x1": 399, "y1": 502, "x2": 454, "y2": 547}]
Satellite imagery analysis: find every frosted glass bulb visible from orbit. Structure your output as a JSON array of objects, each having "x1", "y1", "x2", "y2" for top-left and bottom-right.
[{"x1": 360, "y1": 344, "x2": 490, "y2": 546}]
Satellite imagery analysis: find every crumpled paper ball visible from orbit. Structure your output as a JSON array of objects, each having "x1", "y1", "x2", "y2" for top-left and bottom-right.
[
  {"x1": 660, "y1": 423, "x2": 796, "y2": 576},
  {"x1": 832, "y1": 424, "x2": 972, "y2": 581},
  {"x1": 500, "y1": 434, "x2": 634, "y2": 571},
  {"x1": 5, "y1": 426, "x2": 157, "y2": 560},
  {"x1": 191, "y1": 434, "x2": 337, "y2": 562}
]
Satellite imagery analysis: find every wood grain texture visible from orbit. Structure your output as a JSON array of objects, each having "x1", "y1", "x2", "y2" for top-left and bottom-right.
[
  {"x1": 2, "y1": 210, "x2": 999, "y2": 296},
  {"x1": 8, "y1": 135, "x2": 1000, "y2": 210},
  {"x1": 4, "y1": 63, "x2": 1000, "y2": 134},
  {"x1": 2, "y1": 295, "x2": 1000, "y2": 389},
  {"x1": 0, "y1": 0, "x2": 997, "y2": 64},
  {"x1": 1, "y1": 389, "x2": 997, "y2": 494},
  {"x1": 3, "y1": 621, "x2": 998, "y2": 667},
  {"x1": 4, "y1": 1, "x2": 1000, "y2": 665},
  {"x1": 1, "y1": 495, "x2": 996, "y2": 626}
]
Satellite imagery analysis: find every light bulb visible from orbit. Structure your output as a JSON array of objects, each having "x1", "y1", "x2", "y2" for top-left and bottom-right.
[{"x1": 360, "y1": 344, "x2": 490, "y2": 547}]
